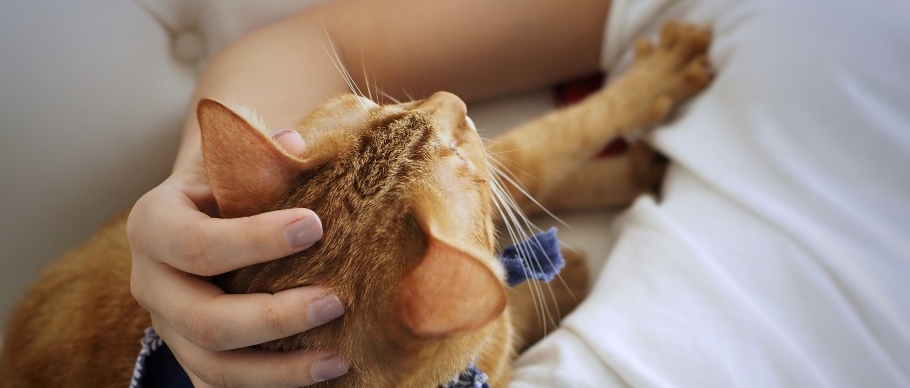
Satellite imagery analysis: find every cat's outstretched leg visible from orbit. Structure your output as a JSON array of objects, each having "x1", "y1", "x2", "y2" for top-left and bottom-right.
[
  {"x1": 488, "y1": 21, "x2": 713, "y2": 217},
  {"x1": 533, "y1": 142, "x2": 668, "y2": 215}
]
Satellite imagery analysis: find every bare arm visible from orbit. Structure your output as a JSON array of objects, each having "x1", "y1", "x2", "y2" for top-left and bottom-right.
[
  {"x1": 130, "y1": 1, "x2": 611, "y2": 387},
  {"x1": 174, "y1": 0, "x2": 610, "y2": 169}
]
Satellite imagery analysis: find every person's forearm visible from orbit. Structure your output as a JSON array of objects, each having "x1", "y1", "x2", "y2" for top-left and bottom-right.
[
  {"x1": 173, "y1": 15, "x2": 349, "y2": 172},
  {"x1": 173, "y1": 0, "x2": 611, "y2": 172}
]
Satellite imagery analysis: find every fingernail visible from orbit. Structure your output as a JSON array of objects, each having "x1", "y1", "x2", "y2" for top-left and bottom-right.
[
  {"x1": 283, "y1": 215, "x2": 323, "y2": 250},
  {"x1": 311, "y1": 356, "x2": 350, "y2": 382},
  {"x1": 308, "y1": 294, "x2": 345, "y2": 326},
  {"x1": 271, "y1": 129, "x2": 307, "y2": 156},
  {"x1": 270, "y1": 129, "x2": 294, "y2": 140}
]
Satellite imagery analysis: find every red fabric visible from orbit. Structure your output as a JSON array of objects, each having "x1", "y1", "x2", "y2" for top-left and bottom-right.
[{"x1": 554, "y1": 73, "x2": 605, "y2": 107}]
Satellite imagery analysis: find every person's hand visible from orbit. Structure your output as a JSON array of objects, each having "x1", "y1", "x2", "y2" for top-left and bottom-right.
[{"x1": 127, "y1": 130, "x2": 350, "y2": 387}]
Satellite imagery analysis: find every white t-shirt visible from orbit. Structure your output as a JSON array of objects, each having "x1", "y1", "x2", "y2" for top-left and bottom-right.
[{"x1": 511, "y1": 0, "x2": 910, "y2": 386}]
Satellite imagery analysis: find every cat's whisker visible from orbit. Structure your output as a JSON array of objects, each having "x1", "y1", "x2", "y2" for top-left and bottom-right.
[
  {"x1": 489, "y1": 158, "x2": 569, "y2": 229},
  {"x1": 488, "y1": 173, "x2": 535, "y2": 279},
  {"x1": 488, "y1": 161, "x2": 577, "y2": 333},
  {"x1": 488, "y1": 164, "x2": 537, "y2": 244},
  {"x1": 318, "y1": 19, "x2": 369, "y2": 110},
  {"x1": 483, "y1": 144, "x2": 540, "y2": 167},
  {"x1": 483, "y1": 149, "x2": 517, "y2": 157},
  {"x1": 483, "y1": 152, "x2": 528, "y2": 161},
  {"x1": 335, "y1": 48, "x2": 364, "y2": 100},
  {"x1": 488, "y1": 166, "x2": 533, "y2": 241},
  {"x1": 479, "y1": 137, "x2": 517, "y2": 153},
  {"x1": 480, "y1": 136, "x2": 509, "y2": 148},
  {"x1": 320, "y1": 40, "x2": 365, "y2": 109},
  {"x1": 488, "y1": 165, "x2": 560, "y2": 332},
  {"x1": 378, "y1": 89, "x2": 402, "y2": 104},
  {"x1": 490, "y1": 161, "x2": 576, "y2": 305},
  {"x1": 550, "y1": 259, "x2": 580, "y2": 302},
  {"x1": 402, "y1": 87, "x2": 416, "y2": 103},
  {"x1": 489, "y1": 177, "x2": 550, "y2": 331},
  {"x1": 486, "y1": 154, "x2": 535, "y2": 184},
  {"x1": 317, "y1": 35, "x2": 350, "y2": 90},
  {"x1": 482, "y1": 145, "x2": 520, "y2": 157},
  {"x1": 517, "y1": 229, "x2": 567, "y2": 330},
  {"x1": 371, "y1": 74, "x2": 381, "y2": 105},
  {"x1": 360, "y1": 51, "x2": 375, "y2": 102},
  {"x1": 493, "y1": 189, "x2": 554, "y2": 333}
]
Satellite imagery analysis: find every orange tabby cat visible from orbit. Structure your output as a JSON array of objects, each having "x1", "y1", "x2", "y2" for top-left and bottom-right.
[{"x1": 0, "y1": 22, "x2": 712, "y2": 387}]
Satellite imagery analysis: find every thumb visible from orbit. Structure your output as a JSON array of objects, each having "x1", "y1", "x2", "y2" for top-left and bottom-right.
[{"x1": 271, "y1": 129, "x2": 307, "y2": 156}]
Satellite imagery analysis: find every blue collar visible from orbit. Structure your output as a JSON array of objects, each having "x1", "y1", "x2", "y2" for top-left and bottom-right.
[
  {"x1": 442, "y1": 362, "x2": 490, "y2": 388},
  {"x1": 498, "y1": 227, "x2": 564, "y2": 287},
  {"x1": 131, "y1": 229, "x2": 563, "y2": 388}
]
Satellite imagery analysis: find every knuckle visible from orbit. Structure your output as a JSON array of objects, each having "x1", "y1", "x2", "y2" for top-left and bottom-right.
[
  {"x1": 272, "y1": 360, "x2": 311, "y2": 388},
  {"x1": 215, "y1": 369, "x2": 236, "y2": 388},
  {"x1": 263, "y1": 302, "x2": 292, "y2": 339},
  {"x1": 194, "y1": 359, "x2": 230, "y2": 388},
  {"x1": 184, "y1": 308, "x2": 227, "y2": 351},
  {"x1": 247, "y1": 215, "x2": 279, "y2": 249},
  {"x1": 125, "y1": 198, "x2": 151, "y2": 248},
  {"x1": 129, "y1": 273, "x2": 149, "y2": 309},
  {"x1": 194, "y1": 357, "x2": 255, "y2": 388},
  {"x1": 246, "y1": 215, "x2": 290, "y2": 262},
  {"x1": 180, "y1": 227, "x2": 218, "y2": 276}
]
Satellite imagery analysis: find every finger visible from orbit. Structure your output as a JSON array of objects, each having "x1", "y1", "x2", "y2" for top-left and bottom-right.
[
  {"x1": 153, "y1": 316, "x2": 350, "y2": 387},
  {"x1": 271, "y1": 129, "x2": 307, "y2": 156},
  {"x1": 178, "y1": 209, "x2": 323, "y2": 276},
  {"x1": 130, "y1": 189, "x2": 323, "y2": 276},
  {"x1": 133, "y1": 263, "x2": 344, "y2": 351}
]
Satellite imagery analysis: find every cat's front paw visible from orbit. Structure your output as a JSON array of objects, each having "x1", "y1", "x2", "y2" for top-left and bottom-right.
[
  {"x1": 618, "y1": 21, "x2": 715, "y2": 130},
  {"x1": 637, "y1": 21, "x2": 714, "y2": 96}
]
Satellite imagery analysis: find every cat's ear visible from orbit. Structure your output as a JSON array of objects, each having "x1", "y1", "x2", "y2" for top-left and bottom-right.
[
  {"x1": 197, "y1": 98, "x2": 309, "y2": 218},
  {"x1": 392, "y1": 225, "x2": 507, "y2": 339}
]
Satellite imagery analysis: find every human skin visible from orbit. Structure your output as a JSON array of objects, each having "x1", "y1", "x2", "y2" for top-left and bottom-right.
[{"x1": 126, "y1": 1, "x2": 611, "y2": 386}]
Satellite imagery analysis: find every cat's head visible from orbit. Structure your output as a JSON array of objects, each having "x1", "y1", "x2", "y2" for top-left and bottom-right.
[{"x1": 198, "y1": 92, "x2": 511, "y2": 387}]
